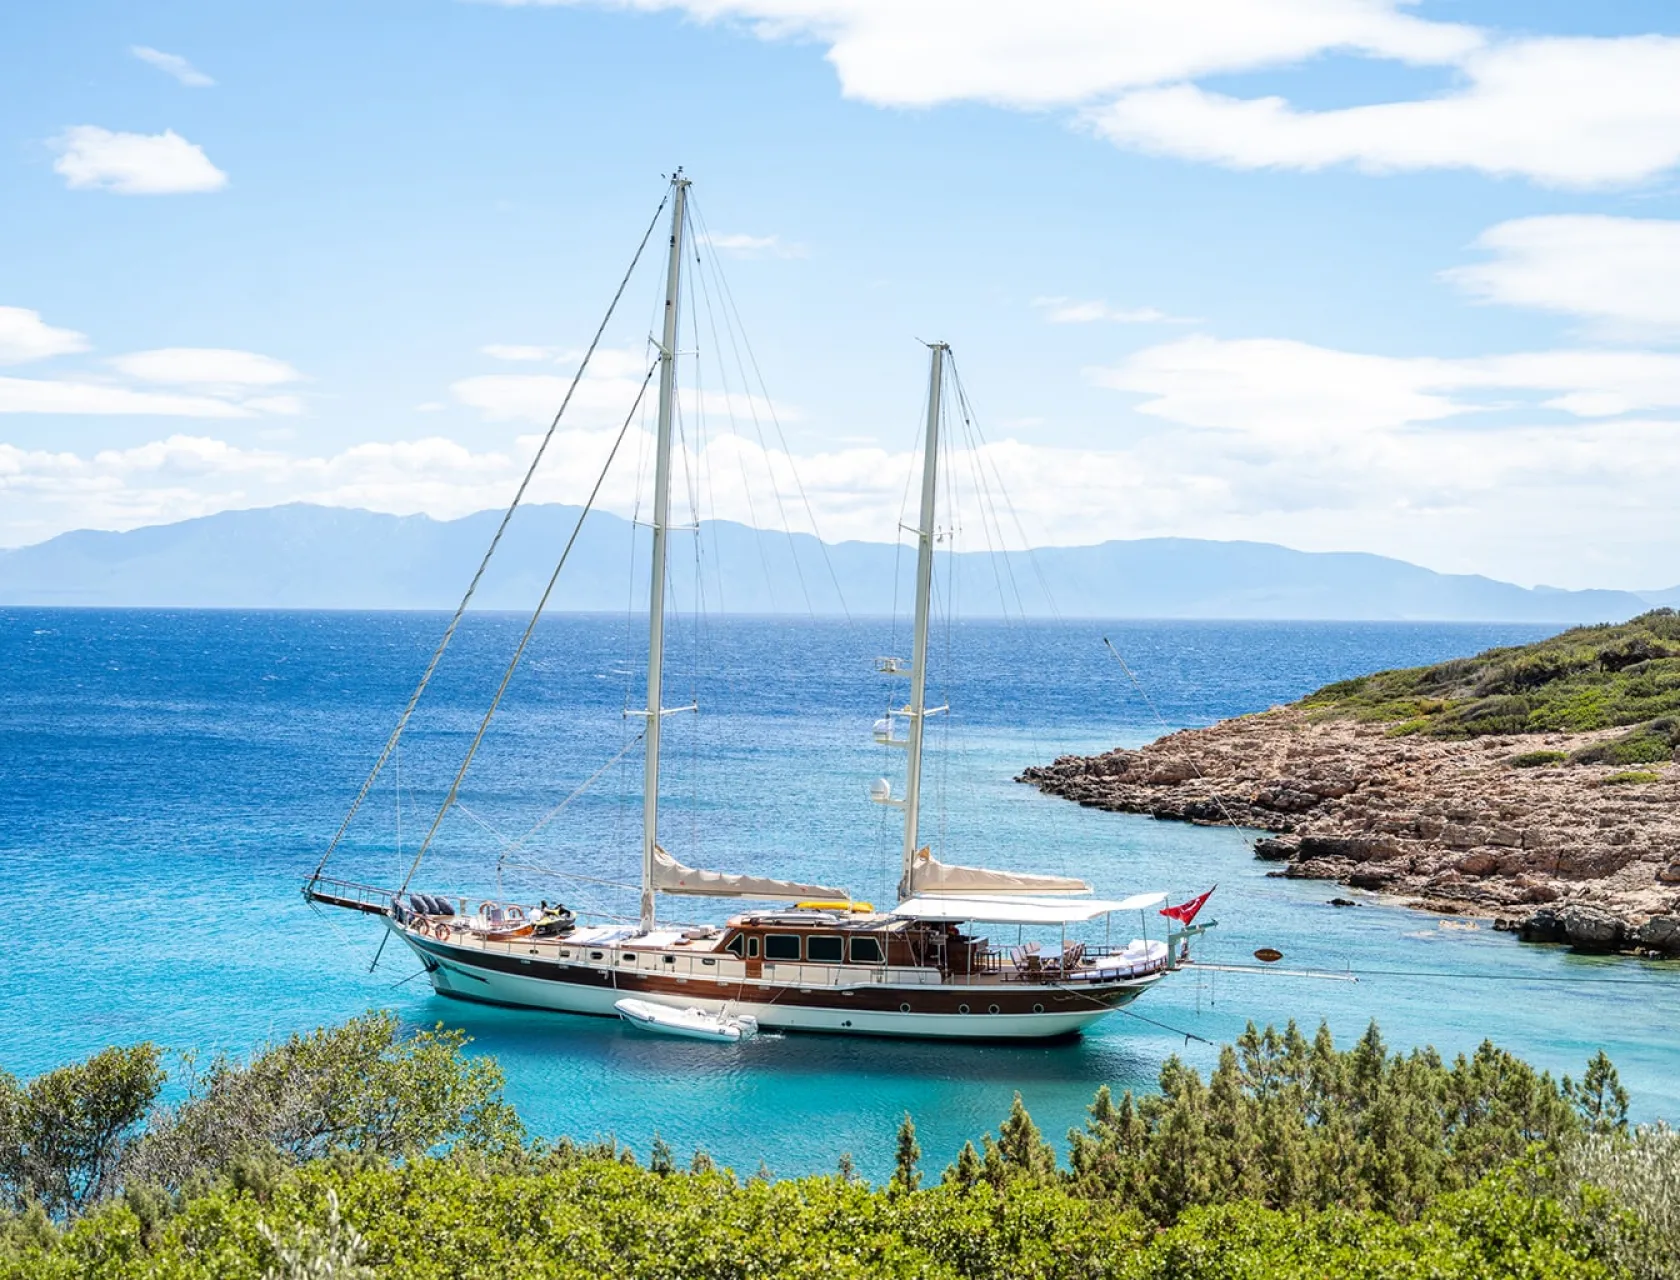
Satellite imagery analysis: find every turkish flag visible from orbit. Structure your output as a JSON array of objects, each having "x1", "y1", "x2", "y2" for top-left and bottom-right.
[{"x1": 1160, "y1": 886, "x2": 1216, "y2": 924}]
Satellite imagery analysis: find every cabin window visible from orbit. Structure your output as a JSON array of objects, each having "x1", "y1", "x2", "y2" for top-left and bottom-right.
[
  {"x1": 849, "y1": 936, "x2": 884, "y2": 964},
  {"x1": 621, "y1": 953, "x2": 635, "y2": 964},
  {"x1": 724, "y1": 934, "x2": 744, "y2": 957},
  {"x1": 806, "y1": 935, "x2": 843, "y2": 963},
  {"x1": 747, "y1": 937, "x2": 760, "y2": 959},
  {"x1": 765, "y1": 934, "x2": 801, "y2": 961}
]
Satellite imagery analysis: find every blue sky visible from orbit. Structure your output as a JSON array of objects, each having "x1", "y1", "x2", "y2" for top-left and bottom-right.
[{"x1": 3, "y1": 0, "x2": 1679, "y2": 589}]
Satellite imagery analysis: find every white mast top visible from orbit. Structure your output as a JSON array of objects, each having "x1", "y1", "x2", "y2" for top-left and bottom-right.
[
  {"x1": 898, "y1": 340, "x2": 946, "y2": 900},
  {"x1": 640, "y1": 172, "x2": 689, "y2": 933}
]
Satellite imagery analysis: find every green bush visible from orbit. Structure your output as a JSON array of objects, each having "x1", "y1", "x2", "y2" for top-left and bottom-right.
[
  {"x1": 1603, "y1": 771, "x2": 1661, "y2": 786},
  {"x1": 0, "y1": 1019, "x2": 1647, "y2": 1278},
  {"x1": 1511, "y1": 750, "x2": 1568, "y2": 768}
]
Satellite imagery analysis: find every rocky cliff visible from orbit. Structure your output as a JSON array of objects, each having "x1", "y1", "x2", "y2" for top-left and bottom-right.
[{"x1": 1021, "y1": 612, "x2": 1680, "y2": 955}]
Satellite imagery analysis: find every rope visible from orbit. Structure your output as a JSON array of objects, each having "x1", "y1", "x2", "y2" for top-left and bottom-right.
[
  {"x1": 392, "y1": 361, "x2": 658, "y2": 899},
  {"x1": 1101, "y1": 637, "x2": 1248, "y2": 831},
  {"x1": 311, "y1": 186, "x2": 670, "y2": 881},
  {"x1": 496, "y1": 732, "x2": 646, "y2": 866}
]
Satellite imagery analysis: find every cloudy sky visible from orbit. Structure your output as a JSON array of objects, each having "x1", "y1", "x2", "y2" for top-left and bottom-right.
[{"x1": 3, "y1": 0, "x2": 1679, "y2": 589}]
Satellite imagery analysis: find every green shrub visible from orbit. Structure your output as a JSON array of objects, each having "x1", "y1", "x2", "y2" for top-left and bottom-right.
[
  {"x1": 1603, "y1": 771, "x2": 1661, "y2": 786},
  {"x1": 1512, "y1": 750, "x2": 1568, "y2": 768}
]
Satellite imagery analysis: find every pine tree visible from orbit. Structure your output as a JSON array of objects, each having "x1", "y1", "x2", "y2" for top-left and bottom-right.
[
  {"x1": 892, "y1": 1114, "x2": 921, "y2": 1192},
  {"x1": 996, "y1": 1093, "x2": 1057, "y2": 1183},
  {"x1": 1568, "y1": 1050, "x2": 1630, "y2": 1135},
  {"x1": 942, "y1": 1140, "x2": 982, "y2": 1189},
  {"x1": 836, "y1": 1151, "x2": 857, "y2": 1184},
  {"x1": 689, "y1": 1148, "x2": 717, "y2": 1176},
  {"x1": 649, "y1": 1133, "x2": 674, "y2": 1176}
]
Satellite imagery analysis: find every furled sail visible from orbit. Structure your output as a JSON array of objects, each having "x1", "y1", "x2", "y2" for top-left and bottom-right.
[
  {"x1": 904, "y1": 847, "x2": 1090, "y2": 896},
  {"x1": 651, "y1": 846, "x2": 847, "y2": 901}
]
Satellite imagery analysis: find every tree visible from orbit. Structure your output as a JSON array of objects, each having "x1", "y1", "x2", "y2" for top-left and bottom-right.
[
  {"x1": 0, "y1": 1043, "x2": 163, "y2": 1219},
  {"x1": 943, "y1": 1141, "x2": 981, "y2": 1189},
  {"x1": 1566, "y1": 1051, "x2": 1629, "y2": 1136},
  {"x1": 649, "y1": 1134, "x2": 674, "y2": 1176},
  {"x1": 995, "y1": 1093, "x2": 1057, "y2": 1183},
  {"x1": 121, "y1": 1013, "x2": 522, "y2": 1195},
  {"x1": 892, "y1": 1114, "x2": 921, "y2": 1192}
]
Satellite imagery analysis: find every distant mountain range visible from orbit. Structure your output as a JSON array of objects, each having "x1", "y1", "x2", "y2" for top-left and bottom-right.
[{"x1": 0, "y1": 503, "x2": 1671, "y2": 623}]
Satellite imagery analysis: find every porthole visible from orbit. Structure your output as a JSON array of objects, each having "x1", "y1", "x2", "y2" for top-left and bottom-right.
[
  {"x1": 988, "y1": 1004, "x2": 1000, "y2": 1015},
  {"x1": 899, "y1": 1002, "x2": 911, "y2": 1013},
  {"x1": 958, "y1": 1003, "x2": 970, "y2": 1015},
  {"x1": 701, "y1": 957, "x2": 716, "y2": 966},
  {"x1": 1032, "y1": 1003, "x2": 1044, "y2": 1014},
  {"x1": 589, "y1": 951, "x2": 603, "y2": 960}
]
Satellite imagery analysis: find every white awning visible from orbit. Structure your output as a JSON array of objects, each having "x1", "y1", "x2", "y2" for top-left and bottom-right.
[
  {"x1": 651, "y1": 846, "x2": 847, "y2": 901},
  {"x1": 903, "y1": 848, "x2": 1090, "y2": 896},
  {"x1": 1114, "y1": 892, "x2": 1168, "y2": 912},
  {"x1": 892, "y1": 895, "x2": 1149, "y2": 925}
]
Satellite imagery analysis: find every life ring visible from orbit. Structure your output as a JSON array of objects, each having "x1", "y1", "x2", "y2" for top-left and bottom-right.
[{"x1": 434, "y1": 924, "x2": 451, "y2": 941}]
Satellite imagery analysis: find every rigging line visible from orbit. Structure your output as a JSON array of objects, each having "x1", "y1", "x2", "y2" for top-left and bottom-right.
[
  {"x1": 1344, "y1": 967, "x2": 1679, "y2": 987},
  {"x1": 1114, "y1": 1004, "x2": 1216, "y2": 1046},
  {"x1": 497, "y1": 862, "x2": 641, "y2": 893},
  {"x1": 311, "y1": 187, "x2": 670, "y2": 882},
  {"x1": 947, "y1": 354, "x2": 1066, "y2": 626},
  {"x1": 1101, "y1": 637, "x2": 1247, "y2": 832},
  {"x1": 499, "y1": 731, "x2": 647, "y2": 866},
  {"x1": 393, "y1": 361, "x2": 659, "y2": 899},
  {"x1": 690, "y1": 196, "x2": 849, "y2": 623}
]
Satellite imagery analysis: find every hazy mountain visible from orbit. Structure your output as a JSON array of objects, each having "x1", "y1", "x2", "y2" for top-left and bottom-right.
[{"x1": 0, "y1": 503, "x2": 1663, "y2": 623}]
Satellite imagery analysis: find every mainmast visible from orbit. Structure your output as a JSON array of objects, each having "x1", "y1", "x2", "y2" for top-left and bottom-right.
[
  {"x1": 640, "y1": 172, "x2": 689, "y2": 932},
  {"x1": 898, "y1": 340, "x2": 946, "y2": 900}
]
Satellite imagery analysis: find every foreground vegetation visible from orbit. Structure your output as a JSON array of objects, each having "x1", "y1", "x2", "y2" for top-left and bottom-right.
[
  {"x1": 1300, "y1": 608, "x2": 1680, "y2": 759},
  {"x1": 2, "y1": 1014, "x2": 1674, "y2": 1278}
]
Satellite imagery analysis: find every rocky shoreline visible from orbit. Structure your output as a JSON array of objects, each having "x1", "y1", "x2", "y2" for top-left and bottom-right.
[{"x1": 1019, "y1": 707, "x2": 1680, "y2": 956}]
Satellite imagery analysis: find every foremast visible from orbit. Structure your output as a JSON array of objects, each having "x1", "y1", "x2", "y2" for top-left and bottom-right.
[
  {"x1": 640, "y1": 172, "x2": 690, "y2": 933},
  {"x1": 897, "y1": 341, "x2": 947, "y2": 901}
]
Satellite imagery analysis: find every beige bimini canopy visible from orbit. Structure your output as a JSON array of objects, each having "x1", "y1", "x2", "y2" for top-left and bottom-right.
[
  {"x1": 651, "y1": 846, "x2": 847, "y2": 901},
  {"x1": 904, "y1": 847, "x2": 1090, "y2": 896}
]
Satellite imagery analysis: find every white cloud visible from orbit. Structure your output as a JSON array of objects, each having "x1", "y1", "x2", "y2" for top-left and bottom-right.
[
  {"x1": 1088, "y1": 36, "x2": 1680, "y2": 188},
  {"x1": 110, "y1": 348, "x2": 302, "y2": 386},
  {"x1": 130, "y1": 46, "x2": 215, "y2": 87},
  {"x1": 1444, "y1": 215, "x2": 1680, "y2": 339},
  {"x1": 7, "y1": 410, "x2": 1680, "y2": 589},
  {"x1": 0, "y1": 307, "x2": 90, "y2": 365},
  {"x1": 485, "y1": 5, "x2": 1680, "y2": 187},
  {"x1": 703, "y1": 232, "x2": 805, "y2": 259},
  {"x1": 1092, "y1": 335, "x2": 1680, "y2": 441},
  {"x1": 1032, "y1": 297, "x2": 1190, "y2": 325},
  {"x1": 481, "y1": 344, "x2": 567, "y2": 361},
  {"x1": 51, "y1": 126, "x2": 227, "y2": 195},
  {"x1": 483, "y1": 1, "x2": 1480, "y2": 107},
  {"x1": 0, "y1": 347, "x2": 303, "y2": 417},
  {"x1": 0, "y1": 378, "x2": 257, "y2": 418}
]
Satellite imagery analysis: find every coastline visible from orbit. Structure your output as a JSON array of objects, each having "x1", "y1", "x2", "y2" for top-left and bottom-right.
[{"x1": 1020, "y1": 705, "x2": 1680, "y2": 956}]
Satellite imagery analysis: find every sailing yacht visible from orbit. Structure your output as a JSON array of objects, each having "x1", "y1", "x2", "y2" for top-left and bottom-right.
[{"x1": 305, "y1": 174, "x2": 1212, "y2": 1039}]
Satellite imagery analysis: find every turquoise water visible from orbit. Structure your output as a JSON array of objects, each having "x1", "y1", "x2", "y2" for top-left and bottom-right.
[{"x1": 4, "y1": 608, "x2": 1676, "y2": 1181}]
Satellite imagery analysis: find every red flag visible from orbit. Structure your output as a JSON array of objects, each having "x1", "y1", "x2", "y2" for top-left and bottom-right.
[{"x1": 1160, "y1": 885, "x2": 1215, "y2": 925}]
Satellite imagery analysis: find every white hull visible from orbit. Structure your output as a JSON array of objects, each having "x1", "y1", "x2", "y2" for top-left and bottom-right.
[{"x1": 398, "y1": 926, "x2": 1149, "y2": 1041}]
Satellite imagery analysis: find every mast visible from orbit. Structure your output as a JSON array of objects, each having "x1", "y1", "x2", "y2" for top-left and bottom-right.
[
  {"x1": 898, "y1": 340, "x2": 946, "y2": 900},
  {"x1": 640, "y1": 172, "x2": 689, "y2": 932}
]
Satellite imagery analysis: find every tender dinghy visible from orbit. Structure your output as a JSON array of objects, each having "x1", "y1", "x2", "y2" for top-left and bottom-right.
[{"x1": 614, "y1": 998, "x2": 758, "y2": 1042}]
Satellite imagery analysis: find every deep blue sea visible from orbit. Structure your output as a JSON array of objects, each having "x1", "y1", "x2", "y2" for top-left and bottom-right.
[{"x1": 4, "y1": 609, "x2": 1677, "y2": 1180}]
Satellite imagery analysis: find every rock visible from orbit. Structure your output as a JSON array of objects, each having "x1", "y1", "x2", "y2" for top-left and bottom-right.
[
  {"x1": 1517, "y1": 908, "x2": 1569, "y2": 944},
  {"x1": 1328, "y1": 897, "x2": 1359, "y2": 908},
  {"x1": 1632, "y1": 915, "x2": 1680, "y2": 953},
  {"x1": 1560, "y1": 903, "x2": 1625, "y2": 950},
  {"x1": 1018, "y1": 702, "x2": 1680, "y2": 957}
]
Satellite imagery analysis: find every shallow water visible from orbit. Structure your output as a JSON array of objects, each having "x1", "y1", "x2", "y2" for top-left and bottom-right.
[{"x1": 4, "y1": 608, "x2": 1675, "y2": 1180}]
